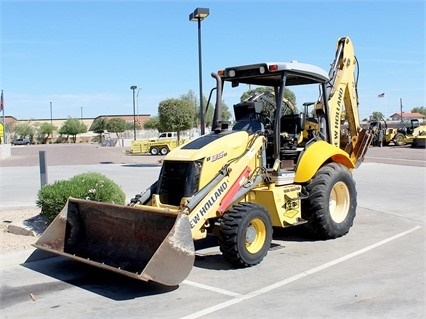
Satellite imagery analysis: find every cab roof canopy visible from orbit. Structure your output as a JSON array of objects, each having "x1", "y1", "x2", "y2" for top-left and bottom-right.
[{"x1": 221, "y1": 61, "x2": 329, "y2": 87}]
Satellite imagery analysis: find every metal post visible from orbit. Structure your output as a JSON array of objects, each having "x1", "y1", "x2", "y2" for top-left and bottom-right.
[
  {"x1": 50, "y1": 102, "x2": 52, "y2": 125},
  {"x1": 39, "y1": 151, "x2": 48, "y2": 187},
  {"x1": 189, "y1": 8, "x2": 209, "y2": 135},
  {"x1": 197, "y1": 18, "x2": 205, "y2": 135}
]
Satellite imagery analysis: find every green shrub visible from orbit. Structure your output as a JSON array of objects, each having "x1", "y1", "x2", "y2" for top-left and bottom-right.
[{"x1": 36, "y1": 172, "x2": 126, "y2": 223}]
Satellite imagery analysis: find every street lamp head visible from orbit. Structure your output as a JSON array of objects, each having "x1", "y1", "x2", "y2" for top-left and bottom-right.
[
  {"x1": 189, "y1": 7, "x2": 209, "y2": 21},
  {"x1": 130, "y1": 85, "x2": 137, "y2": 90}
]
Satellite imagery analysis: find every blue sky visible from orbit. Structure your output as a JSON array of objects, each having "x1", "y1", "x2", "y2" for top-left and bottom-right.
[{"x1": 1, "y1": 0, "x2": 424, "y2": 121}]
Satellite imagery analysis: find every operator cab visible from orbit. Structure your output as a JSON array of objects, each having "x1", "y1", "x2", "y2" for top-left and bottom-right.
[{"x1": 215, "y1": 61, "x2": 329, "y2": 171}]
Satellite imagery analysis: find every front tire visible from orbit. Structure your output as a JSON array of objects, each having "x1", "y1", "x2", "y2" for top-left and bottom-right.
[
  {"x1": 393, "y1": 133, "x2": 406, "y2": 146},
  {"x1": 302, "y1": 163, "x2": 357, "y2": 239},
  {"x1": 219, "y1": 203, "x2": 273, "y2": 268},
  {"x1": 150, "y1": 147, "x2": 159, "y2": 155}
]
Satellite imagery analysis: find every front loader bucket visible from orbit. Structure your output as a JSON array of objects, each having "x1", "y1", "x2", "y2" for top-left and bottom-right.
[{"x1": 33, "y1": 198, "x2": 195, "y2": 286}]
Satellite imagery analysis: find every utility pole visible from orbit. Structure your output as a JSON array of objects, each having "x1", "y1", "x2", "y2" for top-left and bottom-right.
[{"x1": 130, "y1": 85, "x2": 137, "y2": 140}]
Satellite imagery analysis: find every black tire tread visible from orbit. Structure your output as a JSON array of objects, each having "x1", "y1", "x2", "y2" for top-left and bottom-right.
[
  {"x1": 219, "y1": 202, "x2": 272, "y2": 268},
  {"x1": 302, "y1": 162, "x2": 357, "y2": 240}
]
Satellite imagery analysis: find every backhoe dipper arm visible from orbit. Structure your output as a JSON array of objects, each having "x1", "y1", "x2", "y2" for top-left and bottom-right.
[{"x1": 317, "y1": 37, "x2": 371, "y2": 165}]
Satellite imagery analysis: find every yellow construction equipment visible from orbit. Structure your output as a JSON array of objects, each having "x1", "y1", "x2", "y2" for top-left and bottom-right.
[
  {"x1": 392, "y1": 119, "x2": 426, "y2": 146},
  {"x1": 370, "y1": 118, "x2": 426, "y2": 147},
  {"x1": 34, "y1": 36, "x2": 372, "y2": 286},
  {"x1": 129, "y1": 132, "x2": 192, "y2": 155}
]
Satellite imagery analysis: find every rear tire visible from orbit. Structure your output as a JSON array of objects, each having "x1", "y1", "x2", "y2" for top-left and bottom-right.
[
  {"x1": 302, "y1": 163, "x2": 356, "y2": 239},
  {"x1": 150, "y1": 147, "x2": 159, "y2": 155},
  {"x1": 219, "y1": 203, "x2": 273, "y2": 268},
  {"x1": 160, "y1": 146, "x2": 169, "y2": 155}
]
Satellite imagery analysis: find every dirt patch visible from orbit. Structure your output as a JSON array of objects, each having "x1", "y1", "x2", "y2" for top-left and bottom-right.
[{"x1": 0, "y1": 208, "x2": 46, "y2": 254}]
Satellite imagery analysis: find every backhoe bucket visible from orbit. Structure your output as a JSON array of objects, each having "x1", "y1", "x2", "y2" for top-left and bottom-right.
[{"x1": 33, "y1": 198, "x2": 195, "y2": 286}]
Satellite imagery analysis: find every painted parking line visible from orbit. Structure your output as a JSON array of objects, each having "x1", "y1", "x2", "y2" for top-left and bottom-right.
[
  {"x1": 180, "y1": 226, "x2": 421, "y2": 319},
  {"x1": 183, "y1": 280, "x2": 242, "y2": 297}
]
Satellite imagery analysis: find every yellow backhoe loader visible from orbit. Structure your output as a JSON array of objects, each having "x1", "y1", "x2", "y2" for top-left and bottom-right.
[{"x1": 34, "y1": 37, "x2": 372, "y2": 286}]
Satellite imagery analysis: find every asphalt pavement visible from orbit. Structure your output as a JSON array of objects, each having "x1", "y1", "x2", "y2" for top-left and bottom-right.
[{"x1": 0, "y1": 143, "x2": 424, "y2": 318}]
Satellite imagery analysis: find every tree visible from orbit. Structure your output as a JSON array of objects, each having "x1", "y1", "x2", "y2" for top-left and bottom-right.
[
  {"x1": 125, "y1": 121, "x2": 142, "y2": 131},
  {"x1": 180, "y1": 89, "x2": 232, "y2": 129},
  {"x1": 106, "y1": 118, "x2": 127, "y2": 146},
  {"x1": 58, "y1": 118, "x2": 87, "y2": 143},
  {"x1": 14, "y1": 123, "x2": 35, "y2": 140},
  {"x1": 411, "y1": 106, "x2": 426, "y2": 117},
  {"x1": 240, "y1": 87, "x2": 297, "y2": 117},
  {"x1": 370, "y1": 111, "x2": 384, "y2": 121},
  {"x1": 180, "y1": 90, "x2": 198, "y2": 127},
  {"x1": 91, "y1": 117, "x2": 108, "y2": 143},
  {"x1": 143, "y1": 117, "x2": 160, "y2": 130},
  {"x1": 158, "y1": 98, "x2": 195, "y2": 142},
  {"x1": 38, "y1": 122, "x2": 57, "y2": 144}
]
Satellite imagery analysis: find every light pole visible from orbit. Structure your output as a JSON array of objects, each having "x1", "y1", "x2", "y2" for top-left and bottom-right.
[
  {"x1": 136, "y1": 87, "x2": 141, "y2": 122},
  {"x1": 80, "y1": 106, "x2": 83, "y2": 124},
  {"x1": 130, "y1": 85, "x2": 137, "y2": 140},
  {"x1": 189, "y1": 7, "x2": 209, "y2": 135}
]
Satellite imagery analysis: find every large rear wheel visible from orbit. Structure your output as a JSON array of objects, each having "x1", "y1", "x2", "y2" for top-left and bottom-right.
[
  {"x1": 219, "y1": 203, "x2": 273, "y2": 268},
  {"x1": 302, "y1": 162, "x2": 357, "y2": 239}
]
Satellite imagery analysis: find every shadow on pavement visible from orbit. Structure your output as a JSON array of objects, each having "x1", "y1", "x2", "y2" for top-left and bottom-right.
[
  {"x1": 193, "y1": 226, "x2": 315, "y2": 271},
  {"x1": 20, "y1": 251, "x2": 178, "y2": 301}
]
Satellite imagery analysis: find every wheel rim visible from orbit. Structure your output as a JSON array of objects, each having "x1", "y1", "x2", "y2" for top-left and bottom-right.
[
  {"x1": 245, "y1": 218, "x2": 267, "y2": 254},
  {"x1": 329, "y1": 181, "x2": 350, "y2": 223}
]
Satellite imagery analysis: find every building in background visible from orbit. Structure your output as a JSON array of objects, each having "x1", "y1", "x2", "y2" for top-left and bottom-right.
[{"x1": 389, "y1": 112, "x2": 425, "y2": 122}]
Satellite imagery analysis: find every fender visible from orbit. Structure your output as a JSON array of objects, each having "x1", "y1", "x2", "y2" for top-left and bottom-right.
[{"x1": 294, "y1": 141, "x2": 354, "y2": 183}]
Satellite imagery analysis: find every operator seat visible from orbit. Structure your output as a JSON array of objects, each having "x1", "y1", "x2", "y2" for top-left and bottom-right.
[{"x1": 280, "y1": 114, "x2": 302, "y2": 161}]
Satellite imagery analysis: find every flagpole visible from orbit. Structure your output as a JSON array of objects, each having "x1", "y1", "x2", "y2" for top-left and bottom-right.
[
  {"x1": 1, "y1": 90, "x2": 5, "y2": 144},
  {"x1": 377, "y1": 92, "x2": 386, "y2": 120},
  {"x1": 2, "y1": 109, "x2": 6, "y2": 144},
  {"x1": 384, "y1": 95, "x2": 387, "y2": 120},
  {"x1": 2, "y1": 110, "x2": 4, "y2": 143}
]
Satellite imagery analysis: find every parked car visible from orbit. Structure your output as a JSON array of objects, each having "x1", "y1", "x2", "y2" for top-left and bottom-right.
[{"x1": 12, "y1": 138, "x2": 32, "y2": 145}]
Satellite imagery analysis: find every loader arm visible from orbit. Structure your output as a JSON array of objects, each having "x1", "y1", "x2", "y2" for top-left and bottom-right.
[{"x1": 186, "y1": 133, "x2": 266, "y2": 240}]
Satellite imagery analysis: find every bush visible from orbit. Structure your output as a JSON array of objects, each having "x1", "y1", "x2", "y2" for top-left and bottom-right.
[{"x1": 36, "y1": 172, "x2": 126, "y2": 223}]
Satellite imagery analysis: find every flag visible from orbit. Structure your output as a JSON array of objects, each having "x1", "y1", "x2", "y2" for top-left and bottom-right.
[
  {"x1": 377, "y1": 93, "x2": 385, "y2": 98},
  {"x1": 0, "y1": 90, "x2": 3, "y2": 111}
]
